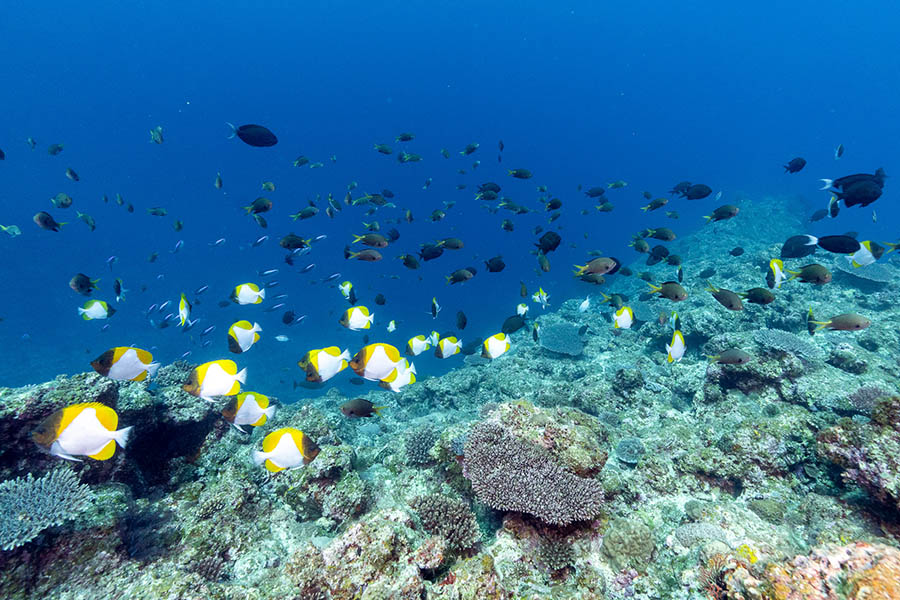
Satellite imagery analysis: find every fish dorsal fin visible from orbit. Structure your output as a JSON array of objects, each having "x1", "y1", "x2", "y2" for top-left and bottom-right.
[
  {"x1": 262, "y1": 429, "x2": 284, "y2": 453},
  {"x1": 86, "y1": 402, "x2": 119, "y2": 430},
  {"x1": 112, "y1": 347, "x2": 130, "y2": 363},
  {"x1": 89, "y1": 439, "x2": 117, "y2": 460},
  {"x1": 253, "y1": 394, "x2": 269, "y2": 409},
  {"x1": 134, "y1": 348, "x2": 153, "y2": 365},
  {"x1": 214, "y1": 360, "x2": 237, "y2": 376},
  {"x1": 234, "y1": 320, "x2": 252, "y2": 330},
  {"x1": 381, "y1": 344, "x2": 400, "y2": 362}
]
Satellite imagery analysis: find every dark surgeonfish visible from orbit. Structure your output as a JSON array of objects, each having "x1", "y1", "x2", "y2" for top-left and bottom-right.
[
  {"x1": 820, "y1": 168, "x2": 886, "y2": 212},
  {"x1": 227, "y1": 123, "x2": 278, "y2": 147}
]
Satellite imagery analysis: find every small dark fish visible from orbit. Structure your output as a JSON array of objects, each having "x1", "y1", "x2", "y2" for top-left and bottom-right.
[
  {"x1": 33, "y1": 211, "x2": 64, "y2": 231},
  {"x1": 502, "y1": 315, "x2": 526, "y2": 334},
  {"x1": 740, "y1": 288, "x2": 775, "y2": 305},
  {"x1": 48, "y1": 143, "x2": 64, "y2": 155},
  {"x1": 397, "y1": 254, "x2": 420, "y2": 270},
  {"x1": 784, "y1": 157, "x2": 806, "y2": 173},
  {"x1": 344, "y1": 247, "x2": 382, "y2": 261},
  {"x1": 374, "y1": 294, "x2": 386, "y2": 306},
  {"x1": 65, "y1": 168, "x2": 80, "y2": 182},
  {"x1": 227, "y1": 123, "x2": 278, "y2": 147},
  {"x1": 787, "y1": 264, "x2": 832, "y2": 285},
  {"x1": 815, "y1": 234, "x2": 860, "y2": 254},
  {"x1": 508, "y1": 168, "x2": 532, "y2": 179},
  {"x1": 282, "y1": 310, "x2": 296, "y2": 324},
  {"x1": 456, "y1": 311, "x2": 467, "y2": 330},
  {"x1": 485, "y1": 256, "x2": 505, "y2": 272},
  {"x1": 809, "y1": 209, "x2": 829, "y2": 222},
  {"x1": 709, "y1": 349, "x2": 752, "y2": 364},
  {"x1": 535, "y1": 231, "x2": 562, "y2": 253},
  {"x1": 341, "y1": 398, "x2": 382, "y2": 418},
  {"x1": 418, "y1": 245, "x2": 444, "y2": 261},
  {"x1": 69, "y1": 273, "x2": 99, "y2": 295},
  {"x1": 706, "y1": 282, "x2": 743, "y2": 310},
  {"x1": 704, "y1": 205, "x2": 739, "y2": 223},
  {"x1": 349, "y1": 377, "x2": 365, "y2": 386},
  {"x1": 682, "y1": 184, "x2": 712, "y2": 200},
  {"x1": 730, "y1": 247, "x2": 744, "y2": 257},
  {"x1": 834, "y1": 144, "x2": 844, "y2": 160},
  {"x1": 781, "y1": 235, "x2": 817, "y2": 259}
]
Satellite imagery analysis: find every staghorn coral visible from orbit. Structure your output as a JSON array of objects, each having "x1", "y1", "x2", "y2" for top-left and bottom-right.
[
  {"x1": 410, "y1": 493, "x2": 480, "y2": 552},
  {"x1": 405, "y1": 425, "x2": 438, "y2": 465},
  {"x1": 0, "y1": 468, "x2": 92, "y2": 551},
  {"x1": 538, "y1": 536, "x2": 575, "y2": 571},
  {"x1": 463, "y1": 421, "x2": 604, "y2": 526}
]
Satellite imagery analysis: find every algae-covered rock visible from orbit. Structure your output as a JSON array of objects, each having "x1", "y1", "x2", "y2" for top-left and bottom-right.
[{"x1": 601, "y1": 518, "x2": 655, "y2": 571}]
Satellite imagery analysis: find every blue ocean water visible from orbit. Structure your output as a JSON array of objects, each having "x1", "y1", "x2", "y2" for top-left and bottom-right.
[{"x1": 0, "y1": 1, "x2": 896, "y2": 399}]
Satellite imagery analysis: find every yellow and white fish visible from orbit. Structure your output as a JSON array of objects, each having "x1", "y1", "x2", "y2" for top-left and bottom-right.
[
  {"x1": 406, "y1": 334, "x2": 431, "y2": 356},
  {"x1": 231, "y1": 283, "x2": 266, "y2": 305},
  {"x1": 91, "y1": 347, "x2": 159, "y2": 381},
  {"x1": 222, "y1": 391, "x2": 276, "y2": 433},
  {"x1": 435, "y1": 336, "x2": 462, "y2": 358},
  {"x1": 32, "y1": 402, "x2": 132, "y2": 461},
  {"x1": 428, "y1": 330, "x2": 440, "y2": 346},
  {"x1": 482, "y1": 333, "x2": 510, "y2": 359},
  {"x1": 613, "y1": 306, "x2": 634, "y2": 329},
  {"x1": 386, "y1": 319, "x2": 397, "y2": 333},
  {"x1": 431, "y1": 296, "x2": 441, "y2": 318},
  {"x1": 78, "y1": 299, "x2": 115, "y2": 320},
  {"x1": 339, "y1": 280, "x2": 353, "y2": 299},
  {"x1": 379, "y1": 359, "x2": 417, "y2": 392},
  {"x1": 768, "y1": 259, "x2": 786, "y2": 289},
  {"x1": 252, "y1": 427, "x2": 320, "y2": 472},
  {"x1": 228, "y1": 320, "x2": 262, "y2": 354},
  {"x1": 298, "y1": 346, "x2": 350, "y2": 383},
  {"x1": 516, "y1": 302, "x2": 529, "y2": 317},
  {"x1": 532, "y1": 287, "x2": 549, "y2": 309},
  {"x1": 178, "y1": 293, "x2": 191, "y2": 326},
  {"x1": 850, "y1": 240, "x2": 882, "y2": 268},
  {"x1": 183, "y1": 359, "x2": 247, "y2": 401},
  {"x1": 340, "y1": 306, "x2": 374, "y2": 331},
  {"x1": 350, "y1": 343, "x2": 403, "y2": 381},
  {"x1": 666, "y1": 330, "x2": 686, "y2": 363}
]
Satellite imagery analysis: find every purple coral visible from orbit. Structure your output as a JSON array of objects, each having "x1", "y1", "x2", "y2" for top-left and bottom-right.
[{"x1": 462, "y1": 422, "x2": 604, "y2": 526}]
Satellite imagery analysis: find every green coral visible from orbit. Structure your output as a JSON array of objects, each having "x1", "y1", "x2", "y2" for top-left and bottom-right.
[
  {"x1": 601, "y1": 518, "x2": 655, "y2": 571},
  {"x1": 0, "y1": 468, "x2": 93, "y2": 550}
]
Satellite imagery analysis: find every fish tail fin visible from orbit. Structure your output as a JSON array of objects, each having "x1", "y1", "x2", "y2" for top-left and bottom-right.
[
  {"x1": 373, "y1": 405, "x2": 386, "y2": 415},
  {"x1": 243, "y1": 205, "x2": 253, "y2": 214},
  {"x1": 884, "y1": 242, "x2": 899, "y2": 254},
  {"x1": 706, "y1": 354, "x2": 719, "y2": 363},
  {"x1": 264, "y1": 405, "x2": 278, "y2": 420},
  {"x1": 819, "y1": 178, "x2": 833, "y2": 190},
  {"x1": 640, "y1": 205, "x2": 649, "y2": 212},
  {"x1": 704, "y1": 280, "x2": 717, "y2": 292},
  {"x1": 235, "y1": 368, "x2": 248, "y2": 384},
  {"x1": 572, "y1": 264, "x2": 586, "y2": 276},
  {"x1": 703, "y1": 214, "x2": 713, "y2": 223},
  {"x1": 113, "y1": 425, "x2": 134, "y2": 448},
  {"x1": 352, "y1": 234, "x2": 363, "y2": 243},
  {"x1": 226, "y1": 122, "x2": 237, "y2": 139},
  {"x1": 251, "y1": 450, "x2": 268, "y2": 466},
  {"x1": 647, "y1": 282, "x2": 661, "y2": 293},
  {"x1": 147, "y1": 362, "x2": 161, "y2": 378},
  {"x1": 258, "y1": 288, "x2": 266, "y2": 300},
  {"x1": 599, "y1": 291, "x2": 611, "y2": 303}
]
